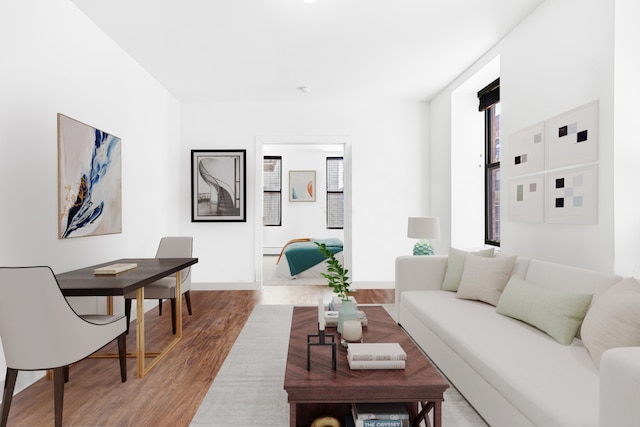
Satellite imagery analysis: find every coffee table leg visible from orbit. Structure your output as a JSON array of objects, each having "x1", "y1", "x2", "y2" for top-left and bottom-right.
[
  {"x1": 433, "y1": 401, "x2": 442, "y2": 427},
  {"x1": 413, "y1": 401, "x2": 443, "y2": 427},
  {"x1": 289, "y1": 403, "x2": 297, "y2": 427}
]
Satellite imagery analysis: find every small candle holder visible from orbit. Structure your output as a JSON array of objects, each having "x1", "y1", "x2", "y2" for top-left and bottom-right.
[
  {"x1": 307, "y1": 325, "x2": 337, "y2": 371},
  {"x1": 340, "y1": 319, "x2": 363, "y2": 347}
]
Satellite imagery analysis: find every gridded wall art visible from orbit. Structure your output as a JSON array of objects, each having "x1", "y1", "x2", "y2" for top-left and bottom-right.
[
  {"x1": 545, "y1": 165, "x2": 598, "y2": 224},
  {"x1": 545, "y1": 100, "x2": 598, "y2": 169},
  {"x1": 508, "y1": 100, "x2": 599, "y2": 225},
  {"x1": 57, "y1": 114, "x2": 122, "y2": 239},
  {"x1": 509, "y1": 121, "x2": 545, "y2": 177},
  {"x1": 508, "y1": 174, "x2": 544, "y2": 223}
]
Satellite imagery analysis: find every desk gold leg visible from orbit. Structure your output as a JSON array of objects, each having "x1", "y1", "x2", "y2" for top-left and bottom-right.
[
  {"x1": 88, "y1": 268, "x2": 186, "y2": 378},
  {"x1": 175, "y1": 270, "x2": 182, "y2": 339},
  {"x1": 136, "y1": 287, "x2": 145, "y2": 378},
  {"x1": 106, "y1": 296, "x2": 114, "y2": 315},
  {"x1": 138, "y1": 271, "x2": 183, "y2": 377}
]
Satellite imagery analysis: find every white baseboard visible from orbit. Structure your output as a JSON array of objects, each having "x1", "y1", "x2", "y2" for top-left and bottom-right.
[
  {"x1": 262, "y1": 247, "x2": 282, "y2": 255},
  {"x1": 193, "y1": 282, "x2": 262, "y2": 290},
  {"x1": 192, "y1": 281, "x2": 394, "y2": 290},
  {"x1": 352, "y1": 281, "x2": 394, "y2": 289}
]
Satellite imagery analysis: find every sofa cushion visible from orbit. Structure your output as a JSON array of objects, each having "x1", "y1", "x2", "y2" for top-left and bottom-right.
[
  {"x1": 456, "y1": 254, "x2": 516, "y2": 306},
  {"x1": 524, "y1": 259, "x2": 622, "y2": 297},
  {"x1": 400, "y1": 290, "x2": 600, "y2": 427},
  {"x1": 496, "y1": 276, "x2": 593, "y2": 345},
  {"x1": 441, "y1": 247, "x2": 495, "y2": 292},
  {"x1": 581, "y1": 277, "x2": 640, "y2": 368}
]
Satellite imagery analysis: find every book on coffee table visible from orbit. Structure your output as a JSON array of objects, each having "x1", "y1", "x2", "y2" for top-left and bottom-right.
[
  {"x1": 324, "y1": 310, "x2": 368, "y2": 327},
  {"x1": 347, "y1": 343, "x2": 407, "y2": 370},
  {"x1": 347, "y1": 343, "x2": 406, "y2": 361},
  {"x1": 330, "y1": 296, "x2": 358, "y2": 310},
  {"x1": 347, "y1": 358, "x2": 406, "y2": 370},
  {"x1": 351, "y1": 402, "x2": 409, "y2": 426}
]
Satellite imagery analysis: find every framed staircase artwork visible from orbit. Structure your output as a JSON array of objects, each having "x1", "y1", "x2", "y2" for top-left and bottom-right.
[{"x1": 191, "y1": 149, "x2": 246, "y2": 222}]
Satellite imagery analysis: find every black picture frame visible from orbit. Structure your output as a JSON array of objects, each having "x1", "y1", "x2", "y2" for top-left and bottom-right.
[{"x1": 191, "y1": 149, "x2": 246, "y2": 222}]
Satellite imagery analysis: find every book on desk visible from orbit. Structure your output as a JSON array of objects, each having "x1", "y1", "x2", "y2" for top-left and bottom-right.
[{"x1": 93, "y1": 263, "x2": 137, "y2": 275}]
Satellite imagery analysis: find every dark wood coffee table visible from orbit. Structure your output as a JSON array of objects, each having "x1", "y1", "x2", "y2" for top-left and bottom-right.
[{"x1": 284, "y1": 306, "x2": 449, "y2": 427}]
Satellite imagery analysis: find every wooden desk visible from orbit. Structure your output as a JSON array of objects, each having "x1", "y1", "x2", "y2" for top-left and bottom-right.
[
  {"x1": 56, "y1": 258, "x2": 198, "y2": 378},
  {"x1": 284, "y1": 306, "x2": 449, "y2": 427}
]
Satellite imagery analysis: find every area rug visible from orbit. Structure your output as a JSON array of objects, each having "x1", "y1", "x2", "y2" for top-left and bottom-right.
[{"x1": 190, "y1": 304, "x2": 488, "y2": 427}]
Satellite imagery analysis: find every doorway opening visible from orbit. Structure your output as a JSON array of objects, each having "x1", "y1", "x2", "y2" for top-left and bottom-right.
[{"x1": 254, "y1": 136, "x2": 351, "y2": 286}]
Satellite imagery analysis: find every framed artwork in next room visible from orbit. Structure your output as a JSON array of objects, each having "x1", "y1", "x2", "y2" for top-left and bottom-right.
[{"x1": 289, "y1": 170, "x2": 316, "y2": 202}]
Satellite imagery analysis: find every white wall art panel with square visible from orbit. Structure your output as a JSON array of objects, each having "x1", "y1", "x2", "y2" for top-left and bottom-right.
[
  {"x1": 509, "y1": 174, "x2": 544, "y2": 223},
  {"x1": 545, "y1": 165, "x2": 598, "y2": 225},
  {"x1": 509, "y1": 122, "x2": 545, "y2": 177},
  {"x1": 545, "y1": 100, "x2": 599, "y2": 169}
]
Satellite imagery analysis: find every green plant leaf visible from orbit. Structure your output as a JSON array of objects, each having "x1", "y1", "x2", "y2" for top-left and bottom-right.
[{"x1": 315, "y1": 241, "x2": 350, "y2": 300}]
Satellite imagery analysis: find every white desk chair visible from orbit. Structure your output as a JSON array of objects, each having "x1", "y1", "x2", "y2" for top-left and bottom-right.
[
  {"x1": 124, "y1": 236, "x2": 193, "y2": 334},
  {"x1": 0, "y1": 266, "x2": 127, "y2": 427}
]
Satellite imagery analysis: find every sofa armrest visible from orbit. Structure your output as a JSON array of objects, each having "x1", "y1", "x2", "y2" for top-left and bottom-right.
[
  {"x1": 395, "y1": 255, "x2": 448, "y2": 304},
  {"x1": 600, "y1": 346, "x2": 640, "y2": 427}
]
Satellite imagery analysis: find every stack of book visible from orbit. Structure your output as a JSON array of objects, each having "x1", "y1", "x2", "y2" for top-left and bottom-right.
[
  {"x1": 324, "y1": 310, "x2": 368, "y2": 327},
  {"x1": 329, "y1": 295, "x2": 358, "y2": 311},
  {"x1": 347, "y1": 343, "x2": 406, "y2": 370},
  {"x1": 349, "y1": 402, "x2": 410, "y2": 427}
]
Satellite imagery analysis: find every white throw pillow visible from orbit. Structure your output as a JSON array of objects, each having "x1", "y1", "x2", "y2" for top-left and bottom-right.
[
  {"x1": 581, "y1": 277, "x2": 640, "y2": 368},
  {"x1": 441, "y1": 247, "x2": 495, "y2": 292},
  {"x1": 456, "y1": 254, "x2": 517, "y2": 306}
]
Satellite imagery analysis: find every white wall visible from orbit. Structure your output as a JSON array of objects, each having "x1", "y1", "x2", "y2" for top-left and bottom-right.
[
  {"x1": 431, "y1": 0, "x2": 619, "y2": 272},
  {"x1": 614, "y1": 0, "x2": 640, "y2": 277},
  {"x1": 613, "y1": 0, "x2": 640, "y2": 277},
  {"x1": 1, "y1": 0, "x2": 180, "y2": 393},
  {"x1": 500, "y1": 0, "x2": 615, "y2": 271},
  {"x1": 180, "y1": 101, "x2": 430, "y2": 284}
]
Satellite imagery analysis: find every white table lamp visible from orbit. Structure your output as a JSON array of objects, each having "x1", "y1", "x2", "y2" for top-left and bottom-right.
[{"x1": 407, "y1": 216, "x2": 440, "y2": 255}]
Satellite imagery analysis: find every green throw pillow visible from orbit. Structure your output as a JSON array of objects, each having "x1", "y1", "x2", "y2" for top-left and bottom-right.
[
  {"x1": 496, "y1": 276, "x2": 593, "y2": 345},
  {"x1": 441, "y1": 247, "x2": 495, "y2": 291}
]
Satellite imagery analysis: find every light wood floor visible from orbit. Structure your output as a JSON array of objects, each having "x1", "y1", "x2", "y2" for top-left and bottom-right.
[{"x1": 3, "y1": 287, "x2": 394, "y2": 426}]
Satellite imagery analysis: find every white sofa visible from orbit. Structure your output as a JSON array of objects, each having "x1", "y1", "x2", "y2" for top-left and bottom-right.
[{"x1": 395, "y1": 253, "x2": 640, "y2": 427}]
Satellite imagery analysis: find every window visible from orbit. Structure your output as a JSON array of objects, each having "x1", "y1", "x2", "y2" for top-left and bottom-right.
[
  {"x1": 326, "y1": 157, "x2": 344, "y2": 229},
  {"x1": 263, "y1": 156, "x2": 281, "y2": 226},
  {"x1": 478, "y1": 78, "x2": 500, "y2": 246}
]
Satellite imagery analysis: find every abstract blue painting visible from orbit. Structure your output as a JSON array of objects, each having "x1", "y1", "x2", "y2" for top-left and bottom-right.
[{"x1": 58, "y1": 114, "x2": 122, "y2": 238}]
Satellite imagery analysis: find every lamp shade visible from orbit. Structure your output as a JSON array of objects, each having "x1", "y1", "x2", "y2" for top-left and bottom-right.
[{"x1": 407, "y1": 216, "x2": 440, "y2": 240}]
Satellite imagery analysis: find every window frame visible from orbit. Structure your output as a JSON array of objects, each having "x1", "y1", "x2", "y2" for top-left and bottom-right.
[
  {"x1": 478, "y1": 78, "x2": 500, "y2": 247},
  {"x1": 326, "y1": 156, "x2": 344, "y2": 229},
  {"x1": 263, "y1": 156, "x2": 282, "y2": 227}
]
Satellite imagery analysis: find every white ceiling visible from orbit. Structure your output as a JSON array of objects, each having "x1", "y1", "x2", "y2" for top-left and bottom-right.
[{"x1": 70, "y1": 0, "x2": 544, "y2": 103}]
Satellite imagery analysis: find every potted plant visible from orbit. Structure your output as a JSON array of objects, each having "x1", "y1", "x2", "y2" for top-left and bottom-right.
[{"x1": 316, "y1": 242, "x2": 355, "y2": 333}]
